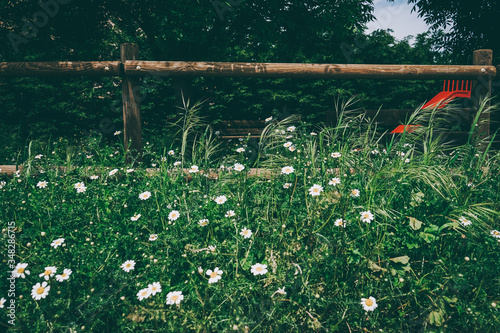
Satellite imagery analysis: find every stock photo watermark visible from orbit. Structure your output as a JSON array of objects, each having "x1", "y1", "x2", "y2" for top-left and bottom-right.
[
  {"x1": 7, "y1": 0, "x2": 71, "y2": 53},
  {"x1": 5, "y1": 221, "x2": 17, "y2": 326}
]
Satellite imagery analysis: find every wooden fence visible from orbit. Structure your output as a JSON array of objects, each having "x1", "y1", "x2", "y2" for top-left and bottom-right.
[{"x1": 0, "y1": 44, "x2": 497, "y2": 164}]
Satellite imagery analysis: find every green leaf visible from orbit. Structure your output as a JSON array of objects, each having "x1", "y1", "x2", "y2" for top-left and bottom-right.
[
  {"x1": 390, "y1": 256, "x2": 410, "y2": 264},
  {"x1": 409, "y1": 217, "x2": 423, "y2": 230},
  {"x1": 428, "y1": 310, "x2": 444, "y2": 326},
  {"x1": 367, "y1": 260, "x2": 387, "y2": 272}
]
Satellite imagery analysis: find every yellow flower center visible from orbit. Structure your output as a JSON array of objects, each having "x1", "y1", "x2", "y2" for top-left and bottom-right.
[
  {"x1": 365, "y1": 299, "x2": 373, "y2": 306},
  {"x1": 256, "y1": 267, "x2": 263, "y2": 272},
  {"x1": 210, "y1": 271, "x2": 218, "y2": 278},
  {"x1": 171, "y1": 295, "x2": 179, "y2": 301},
  {"x1": 44, "y1": 270, "x2": 51, "y2": 275},
  {"x1": 36, "y1": 287, "x2": 45, "y2": 295},
  {"x1": 495, "y1": 231, "x2": 499, "y2": 235},
  {"x1": 62, "y1": 273, "x2": 67, "y2": 278},
  {"x1": 18, "y1": 268, "x2": 25, "y2": 274},
  {"x1": 363, "y1": 214, "x2": 370, "y2": 219},
  {"x1": 338, "y1": 221, "x2": 343, "y2": 226},
  {"x1": 141, "y1": 291, "x2": 148, "y2": 296}
]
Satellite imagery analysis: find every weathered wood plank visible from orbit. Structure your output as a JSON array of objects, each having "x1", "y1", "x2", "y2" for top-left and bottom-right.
[
  {"x1": 472, "y1": 49, "x2": 493, "y2": 138},
  {"x1": 124, "y1": 61, "x2": 497, "y2": 80},
  {"x1": 0, "y1": 61, "x2": 121, "y2": 77},
  {"x1": 0, "y1": 165, "x2": 353, "y2": 179},
  {"x1": 121, "y1": 43, "x2": 143, "y2": 164}
]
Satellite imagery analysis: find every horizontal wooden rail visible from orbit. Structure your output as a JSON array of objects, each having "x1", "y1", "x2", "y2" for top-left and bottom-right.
[
  {"x1": 0, "y1": 61, "x2": 121, "y2": 77},
  {"x1": 0, "y1": 165, "x2": 284, "y2": 179},
  {"x1": 123, "y1": 61, "x2": 497, "y2": 80},
  {"x1": 0, "y1": 61, "x2": 496, "y2": 79}
]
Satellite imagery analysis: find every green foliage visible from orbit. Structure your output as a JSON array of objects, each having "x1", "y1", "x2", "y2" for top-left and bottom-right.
[{"x1": 1, "y1": 100, "x2": 499, "y2": 332}]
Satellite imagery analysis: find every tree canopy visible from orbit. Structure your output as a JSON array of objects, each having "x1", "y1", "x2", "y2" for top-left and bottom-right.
[{"x1": 402, "y1": 0, "x2": 500, "y2": 63}]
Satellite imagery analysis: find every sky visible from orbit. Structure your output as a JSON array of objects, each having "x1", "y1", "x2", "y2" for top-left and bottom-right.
[{"x1": 366, "y1": 0, "x2": 430, "y2": 42}]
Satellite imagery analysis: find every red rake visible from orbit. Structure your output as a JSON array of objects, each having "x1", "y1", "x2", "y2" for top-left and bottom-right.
[{"x1": 391, "y1": 80, "x2": 472, "y2": 134}]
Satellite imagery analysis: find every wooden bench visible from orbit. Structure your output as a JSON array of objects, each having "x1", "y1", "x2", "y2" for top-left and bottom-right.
[{"x1": 218, "y1": 120, "x2": 267, "y2": 139}]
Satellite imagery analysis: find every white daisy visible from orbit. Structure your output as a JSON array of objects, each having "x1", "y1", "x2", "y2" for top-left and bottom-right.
[
  {"x1": 137, "y1": 288, "x2": 151, "y2": 301},
  {"x1": 281, "y1": 166, "x2": 295, "y2": 175},
  {"x1": 12, "y1": 263, "x2": 30, "y2": 279},
  {"x1": 189, "y1": 165, "x2": 199, "y2": 173},
  {"x1": 236, "y1": 147, "x2": 245, "y2": 153},
  {"x1": 139, "y1": 191, "x2": 151, "y2": 200},
  {"x1": 168, "y1": 210, "x2": 180, "y2": 221},
  {"x1": 173, "y1": 161, "x2": 181, "y2": 166},
  {"x1": 371, "y1": 149, "x2": 379, "y2": 155},
  {"x1": 308, "y1": 184, "x2": 323, "y2": 197},
  {"x1": 166, "y1": 291, "x2": 184, "y2": 305},
  {"x1": 350, "y1": 189, "x2": 360, "y2": 197},
  {"x1": 131, "y1": 213, "x2": 141, "y2": 221},
  {"x1": 251, "y1": 263, "x2": 268, "y2": 276},
  {"x1": 331, "y1": 152, "x2": 341, "y2": 158},
  {"x1": 127, "y1": 168, "x2": 134, "y2": 173},
  {"x1": 310, "y1": 132, "x2": 317, "y2": 136},
  {"x1": 168, "y1": 150, "x2": 175, "y2": 156},
  {"x1": 50, "y1": 238, "x2": 65, "y2": 248},
  {"x1": 37, "y1": 181, "x2": 48, "y2": 188},
  {"x1": 265, "y1": 116, "x2": 273, "y2": 122},
  {"x1": 360, "y1": 211, "x2": 374, "y2": 223},
  {"x1": 206, "y1": 267, "x2": 223, "y2": 284},
  {"x1": 109, "y1": 169, "x2": 119, "y2": 176},
  {"x1": 283, "y1": 183, "x2": 292, "y2": 189},
  {"x1": 74, "y1": 182, "x2": 85, "y2": 189},
  {"x1": 287, "y1": 126, "x2": 296, "y2": 132},
  {"x1": 56, "y1": 268, "x2": 72, "y2": 282},
  {"x1": 199, "y1": 219, "x2": 209, "y2": 227},
  {"x1": 31, "y1": 281, "x2": 50, "y2": 300},
  {"x1": 90, "y1": 175, "x2": 99, "y2": 180},
  {"x1": 76, "y1": 186, "x2": 87, "y2": 193},
  {"x1": 288, "y1": 146, "x2": 296, "y2": 152},
  {"x1": 328, "y1": 178, "x2": 341, "y2": 186},
  {"x1": 39, "y1": 266, "x2": 57, "y2": 280},
  {"x1": 0, "y1": 298, "x2": 5, "y2": 308},
  {"x1": 225, "y1": 210, "x2": 236, "y2": 218},
  {"x1": 149, "y1": 234, "x2": 158, "y2": 241},
  {"x1": 275, "y1": 287, "x2": 286, "y2": 295},
  {"x1": 214, "y1": 195, "x2": 227, "y2": 205},
  {"x1": 283, "y1": 142, "x2": 293, "y2": 148},
  {"x1": 114, "y1": 131, "x2": 121, "y2": 136},
  {"x1": 361, "y1": 296, "x2": 378, "y2": 311},
  {"x1": 208, "y1": 245, "x2": 216, "y2": 253},
  {"x1": 121, "y1": 260, "x2": 136, "y2": 272},
  {"x1": 459, "y1": 216, "x2": 472, "y2": 226},
  {"x1": 240, "y1": 227, "x2": 252, "y2": 239},
  {"x1": 334, "y1": 218, "x2": 346, "y2": 227},
  {"x1": 148, "y1": 282, "x2": 162, "y2": 296},
  {"x1": 490, "y1": 230, "x2": 500, "y2": 238},
  {"x1": 233, "y1": 163, "x2": 245, "y2": 172}
]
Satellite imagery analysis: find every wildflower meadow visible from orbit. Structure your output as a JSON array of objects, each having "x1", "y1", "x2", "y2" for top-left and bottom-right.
[{"x1": 1, "y1": 99, "x2": 500, "y2": 332}]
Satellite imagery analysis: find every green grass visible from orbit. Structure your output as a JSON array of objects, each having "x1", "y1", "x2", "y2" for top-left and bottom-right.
[{"x1": 1, "y1": 100, "x2": 499, "y2": 332}]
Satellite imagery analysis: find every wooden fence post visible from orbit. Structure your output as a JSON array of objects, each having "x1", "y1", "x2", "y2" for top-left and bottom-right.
[
  {"x1": 472, "y1": 49, "x2": 493, "y2": 138},
  {"x1": 121, "y1": 43, "x2": 142, "y2": 164}
]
